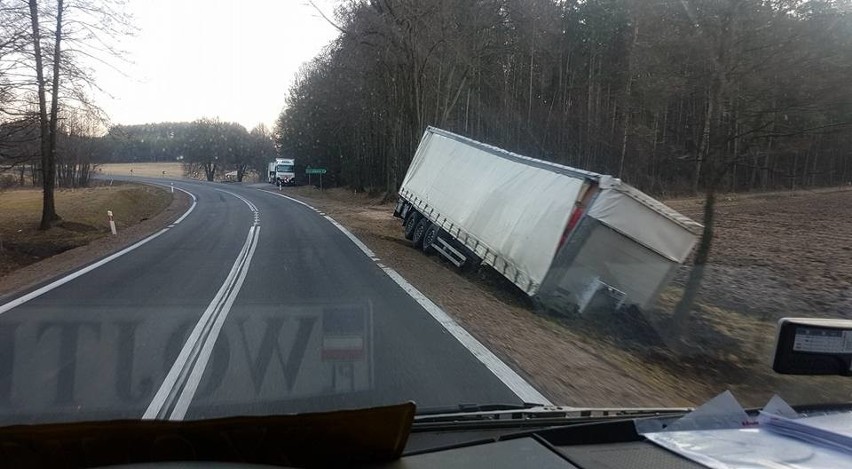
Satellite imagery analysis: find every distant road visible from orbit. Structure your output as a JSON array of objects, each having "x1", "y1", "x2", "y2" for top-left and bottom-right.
[{"x1": 0, "y1": 178, "x2": 548, "y2": 425}]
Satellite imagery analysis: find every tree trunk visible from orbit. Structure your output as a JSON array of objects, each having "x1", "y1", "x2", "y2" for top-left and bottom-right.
[
  {"x1": 811, "y1": 148, "x2": 819, "y2": 187},
  {"x1": 586, "y1": 51, "x2": 594, "y2": 166},
  {"x1": 694, "y1": 87, "x2": 713, "y2": 195},
  {"x1": 618, "y1": 17, "x2": 640, "y2": 179},
  {"x1": 29, "y1": 0, "x2": 61, "y2": 230},
  {"x1": 204, "y1": 162, "x2": 216, "y2": 181},
  {"x1": 79, "y1": 163, "x2": 91, "y2": 187},
  {"x1": 670, "y1": 183, "x2": 716, "y2": 333},
  {"x1": 528, "y1": 43, "x2": 534, "y2": 125},
  {"x1": 749, "y1": 153, "x2": 759, "y2": 190},
  {"x1": 791, "y1": 152, "x2": 798, "y2": 190},
  {"x1": 671, "y1": 0, "x2": 737, "y2": 333}
]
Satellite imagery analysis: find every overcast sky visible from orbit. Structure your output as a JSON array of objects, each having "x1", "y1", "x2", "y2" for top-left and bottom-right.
[{"x1": 92, "y1": 0, "x2": 340, "y2": 131}]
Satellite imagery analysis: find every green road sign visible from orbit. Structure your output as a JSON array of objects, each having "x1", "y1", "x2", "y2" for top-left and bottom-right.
[{"x1": 306, "y1": 168, "x2": 327, "y2": 175}]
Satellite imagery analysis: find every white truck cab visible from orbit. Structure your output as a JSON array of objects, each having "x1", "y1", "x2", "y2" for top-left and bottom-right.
[{"x1": 268, "y1": 158, "x2": 296, "y2": 185}]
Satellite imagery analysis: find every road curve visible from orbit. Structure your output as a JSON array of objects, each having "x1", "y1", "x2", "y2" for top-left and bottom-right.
[{"x1": 0, "y1": 178, "x2": 542, "y2": 425}]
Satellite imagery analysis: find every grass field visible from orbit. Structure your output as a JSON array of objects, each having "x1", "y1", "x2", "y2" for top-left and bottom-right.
[
  {"x1": 0, "y1": 183, "x2": 173, "y2": 277},
  {"x1": 97, "y1": 163, "x2": 264, "y2": 182},
  {"x1": 98, "y1": 162, "x2": 187, "y2": 179}
]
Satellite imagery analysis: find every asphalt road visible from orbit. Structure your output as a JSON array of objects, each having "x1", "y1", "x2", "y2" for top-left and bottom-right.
[{"x1": 0, "y1": 179, "x2": 546, "y2": 425}]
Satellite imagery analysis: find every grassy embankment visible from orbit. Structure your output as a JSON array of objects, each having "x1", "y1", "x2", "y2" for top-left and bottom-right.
[{"x1": 0, "y1": 183, "x2": 172, "y2": 277}]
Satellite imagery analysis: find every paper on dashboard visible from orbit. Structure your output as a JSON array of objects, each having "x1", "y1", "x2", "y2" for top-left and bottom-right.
[{"x1": 638, "y1": 392, "x2": 852, "y2": 468}]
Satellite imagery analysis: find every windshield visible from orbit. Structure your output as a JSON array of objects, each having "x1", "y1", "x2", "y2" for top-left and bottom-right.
[{"x1": 0, "y1": 0, "x2": 850, "y2": 428}]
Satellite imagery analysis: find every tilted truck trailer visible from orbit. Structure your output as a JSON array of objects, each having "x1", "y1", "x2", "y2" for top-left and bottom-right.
[{"x1": 393, "y1": 127, "x2": 703, "y2": 314}]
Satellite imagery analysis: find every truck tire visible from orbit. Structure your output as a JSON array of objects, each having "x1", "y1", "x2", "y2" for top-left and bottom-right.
[
  {"x1": 412, "y1": 218, "x2": 430, "y2": 248},
  {"x1": 422, "y1": 224, "x2": 441, "y2": 254},
  {"x1": 403, "y1": 211, "x2": 421, "y2": 240}
]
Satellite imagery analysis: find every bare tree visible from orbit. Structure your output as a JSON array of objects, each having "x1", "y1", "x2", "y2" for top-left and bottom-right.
[
  {"x1": 17, "y1": 0, "x2": 132, "y2": 228},
  {"x1": 27, "y1": 0, "x2": 58, "y2": 228},
  {"x1": 248, "y1": 123, "x2": 275, "y2": 182}
]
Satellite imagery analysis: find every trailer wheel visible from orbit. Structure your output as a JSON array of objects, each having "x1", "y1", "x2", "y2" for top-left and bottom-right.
[
  {"x1": 403, "y1": 211, "x2": 420, "y2": 240},
  {"x1": 412, "y1": 218, "x2": 430, "y2": 248},
  {"x1": 422, "y1": 224, "x2": 440, "y2": 255}
]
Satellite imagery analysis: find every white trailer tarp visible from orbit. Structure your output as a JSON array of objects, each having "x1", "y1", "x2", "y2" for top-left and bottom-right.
[
  {"x1": 587, "y1": 188, "x2": 699, "y2": 263},
  {"x1": 401, "y1": 130, "x2": 585, "y2": 293}
]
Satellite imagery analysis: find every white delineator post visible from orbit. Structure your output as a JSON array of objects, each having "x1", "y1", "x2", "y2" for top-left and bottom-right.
[
  {"x1": 171, "y1": 183, "x2": 174, "y2": 193},
  {"x1": 107, "y1": 210, "x2": 117, "y2": 235}
]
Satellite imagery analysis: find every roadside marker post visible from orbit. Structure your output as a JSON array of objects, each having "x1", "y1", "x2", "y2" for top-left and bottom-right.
[
  {"x1": 107, "y1": 210, "x2": 117, "y2": 235},
  {"x1": 170, "y1": 183, "x2": 174, "y2": 193}
]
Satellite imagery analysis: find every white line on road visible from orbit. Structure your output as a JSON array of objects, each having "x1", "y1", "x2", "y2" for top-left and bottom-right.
[
  {"x1": 162, "y1": 185, "x2": 198, "y2": 224},
  {"x1": 379, "y1": 265, "x2": 552, "y2": 404},
  {"x1": 259, "y1": 189, "x2": 553, "y2": 405},
  {"x1": 144, "y1": 188, "x2": 261, "y2": 420},
  {"x1": 169, "y1": 225, "x2": 260, "y2": 420},
  {"x1": 216, "y1": 188, "x2": 259, "y2": 213},
  {"x1": 142, "y1": 227, "x2": 253, "y2": 419},
  {"x1": 144, "y1": 225, "x2": 260, "y2": 420},
  {"x1": 323, "y1": 215, "x2": 378, "y2": 260},
  {"x1": 0, "y1": 186, "x2": 198, "y2": 316}
]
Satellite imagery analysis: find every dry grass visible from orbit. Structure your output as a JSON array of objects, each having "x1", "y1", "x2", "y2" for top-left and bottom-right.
[
  {"x1": 98, "y1": 163, "x2": 264, "y2": 182},
  {"x1": 0, "y1": 183, "x2": 172, "y2": 277},
  {"x1": 98, "y1": 162, "x2": 187, "y2": 179}
]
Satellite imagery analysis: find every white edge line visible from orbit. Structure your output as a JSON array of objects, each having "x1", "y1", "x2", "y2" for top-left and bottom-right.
[
  {"x1": 258, "y1": 191, "x2": 378, "y2": 259},
  {"x1": 323, "y1": 215, "x2": 377, "y2": 259},
  {"x1": 380, "y1": 267, "x2": 552, "y2": 405},
  {"x1": 169, "y1": 226, "x2": 260, "y2": 420},
  {"x1": 0, "y1": 185, "x2": 198, "y2": 316},
  {"x1": 258, "y1": 189, "x2": 552, "y2": 405},
  {"x1": 147, "y1": 183, "x2": 196, "y2": 225}
]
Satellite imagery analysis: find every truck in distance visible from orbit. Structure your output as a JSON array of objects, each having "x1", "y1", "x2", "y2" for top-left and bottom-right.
[
  {"x1": 394, "y1": 127, "x2": 703, "y2": 315},
  {"x1": 268, "y1": 158, "x2": 296, "y2": 186}
]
